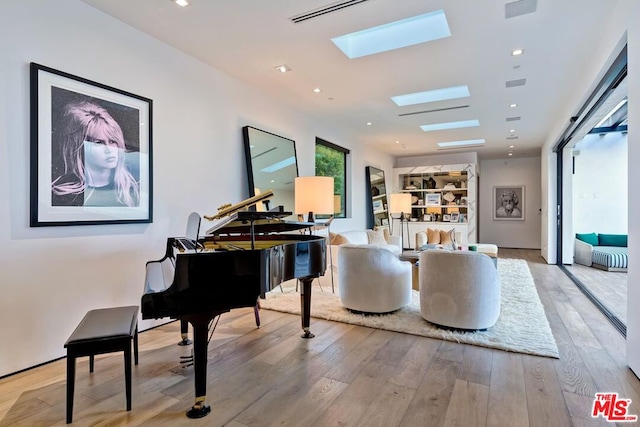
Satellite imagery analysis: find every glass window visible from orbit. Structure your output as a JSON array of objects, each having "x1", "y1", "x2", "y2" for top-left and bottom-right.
[{"x1": 315, "y1": 138, "x2": 349, "y2": 218}]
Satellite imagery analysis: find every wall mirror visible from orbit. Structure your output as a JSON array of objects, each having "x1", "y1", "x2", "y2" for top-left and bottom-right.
[
  {"x1": 365, "y1": 166, "x2": 389, "y2": 229},
  {"x1": 243, "y1": 126, "x2": 298, "y2": 216}
]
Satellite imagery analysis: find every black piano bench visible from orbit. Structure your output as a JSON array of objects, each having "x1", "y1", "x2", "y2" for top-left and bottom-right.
[{"x1": 64, "y1": 305, "x2": 139, "y2": 424}]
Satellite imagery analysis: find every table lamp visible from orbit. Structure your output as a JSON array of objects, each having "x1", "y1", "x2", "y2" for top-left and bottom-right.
[
  {"x1": 389, "y1": 193, "x2": 412, "y2": 250},
  {"x1": 295, "y1": 176, "x2": 334, "y2": 222}
]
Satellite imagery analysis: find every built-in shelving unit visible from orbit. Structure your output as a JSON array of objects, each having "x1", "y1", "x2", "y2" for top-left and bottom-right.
[{"x1": 392, "y1": 163, "x2": 477, "y2": 248}]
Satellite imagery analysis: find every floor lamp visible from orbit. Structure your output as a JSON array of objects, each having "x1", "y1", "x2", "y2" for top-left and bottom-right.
[
  {"x1": 389, "y1": 193, "x2": 412, "y2": 250},
  {"x1": 295, "y1": 176, "x2": 335, "y2": 291}
]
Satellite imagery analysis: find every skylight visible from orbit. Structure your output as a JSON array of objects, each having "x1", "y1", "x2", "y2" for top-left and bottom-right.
[
  {"x1": 331, "y1": 10, "x2": 451, "y2": 59},
  {"x1": 261, "y1": 156, "x2": 296, "y2": 173},
  {"x1": 437, "y1": 139, "x2": 485, "y2": 148},
  {"x1": 391, "y1": 85, "x2": 470, "y2": 107},
  {"x1": 421, "y1": 120, "x2": 479, "y2": 132}
]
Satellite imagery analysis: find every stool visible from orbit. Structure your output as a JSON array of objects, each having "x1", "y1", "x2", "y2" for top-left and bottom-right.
[{"x1": 64, "y1": 306, "x2": 139, "y2": 424}]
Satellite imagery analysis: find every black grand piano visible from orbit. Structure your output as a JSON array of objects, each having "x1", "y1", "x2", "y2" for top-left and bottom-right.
[{"x1": 141, "y1": 205, "x2": 325, "y2": 418}]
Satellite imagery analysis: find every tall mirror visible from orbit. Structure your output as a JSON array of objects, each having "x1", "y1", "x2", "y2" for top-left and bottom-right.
[
  {"x1": 243, "y1": 126, "x2": 298, "y2": 216},
  {"x1": 365, "y1": 166, "x2": 389, "y2": 229}
]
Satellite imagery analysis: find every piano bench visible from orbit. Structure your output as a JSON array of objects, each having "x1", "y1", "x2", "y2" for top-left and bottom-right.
[{"x1": 64, "y1": 306, "x2": 139, "y2": 424}]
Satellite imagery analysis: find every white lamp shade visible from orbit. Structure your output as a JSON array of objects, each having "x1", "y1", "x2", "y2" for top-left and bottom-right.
[
  {"x1": 295, "y1": 176, "x2": 335, "y2": 215},
  {"x1": 389, "y1": 193, "x2": 412, "y2": 214}
]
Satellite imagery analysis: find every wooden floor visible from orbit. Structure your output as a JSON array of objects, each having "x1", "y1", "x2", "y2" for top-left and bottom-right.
[
  {"x1": 563, "y1": 263, "x2": 627, "y2": 324},
  {"x1": 1, "y1": 249, "x2": 639, "y2": 426}
]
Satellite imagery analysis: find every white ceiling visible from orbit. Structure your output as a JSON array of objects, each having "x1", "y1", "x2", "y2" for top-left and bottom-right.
[{"x1": 81, "y1": 0, "x2": 619, "y2": 160}]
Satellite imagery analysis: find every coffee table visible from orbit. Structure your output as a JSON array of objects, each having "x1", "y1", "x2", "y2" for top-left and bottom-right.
[{"x1": 399, "y1": 251, "x2": 421, "y2": 290}]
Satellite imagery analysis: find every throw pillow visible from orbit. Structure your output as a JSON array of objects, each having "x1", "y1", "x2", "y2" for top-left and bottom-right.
[
  {"x1": 576, "y1": 232, "x2": 598, "y2": 246},
  {"x1": 331, "y1": 233, "x2": 350, "y2": 246},
  {"x1": 439, "y1": 229, "x2": 457, "y2": 250},
  {"x1": 427, "y1": 228, "x2": 440, "y2": 244},
  {"x1": 382, "y1": 227, "x2": 391, "y2": 244},
  {"x1": 366, "y1": 229, "x2": 388, "y2": 246},
  {"x1": 598, "y1": 233, "x2": 627, "y2": 247}
]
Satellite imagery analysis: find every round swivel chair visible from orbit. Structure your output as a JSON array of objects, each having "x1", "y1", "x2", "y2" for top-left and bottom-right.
[
  {"x1": 338, "y1": 244, "x2": 412, "y2": 313},
  {"x1": 419, "y1": 250, "x2": 500, "y2": 330}
]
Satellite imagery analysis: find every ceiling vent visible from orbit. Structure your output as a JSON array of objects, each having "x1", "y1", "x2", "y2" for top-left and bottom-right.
[
  {"x1": 505, "y1": 0, "x2": 537, "y2": 19},
  {"x1": 437, "y1": 145, "x2": 484, "y2": 151},
  {"x1": 398, "y1": 105, "x2": 469, "y2": 117},
  {"x1": 506, "y1": 78, "x2": 527, "y2": 88},
  {"x1": 290, "y1": 0, "x2": 371, "y2": 23}
]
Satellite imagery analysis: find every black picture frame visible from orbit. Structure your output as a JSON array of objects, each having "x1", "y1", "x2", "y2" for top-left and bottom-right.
[
  {"x1": 30, "y1": 63, "x2": 153, "y2": 226},
  {"x1": 493, "y1": 185, "x2": 525, "y2": 221}
]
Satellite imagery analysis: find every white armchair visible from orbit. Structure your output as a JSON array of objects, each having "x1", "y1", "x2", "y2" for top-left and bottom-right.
[
  {"x1": 574, "y1": 238, "x2": 593, "y2": 266},
  {"x1": 419, "y1": 250, "x2": 500, "y2": 330},
  {"x1": 338, "y1": 244, "x2": 412, "y2": 313}
]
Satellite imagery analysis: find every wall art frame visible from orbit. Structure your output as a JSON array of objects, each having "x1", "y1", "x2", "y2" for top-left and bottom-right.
[
  {"x1": 30, "y1": 63, "x2": 153, "y2": 226},
  {"x1": 493, "y1": 185, "x2": 525, "y2": 221}
]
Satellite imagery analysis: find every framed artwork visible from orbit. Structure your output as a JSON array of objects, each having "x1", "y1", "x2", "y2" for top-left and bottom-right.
[
  {"x1": 442, "y1": 214, "x2": 451, "y2": 222},
  {"x1": 450, "y1": 212, "x2": 460, "y2": 223},
  {"x1": 425, "y1": 193, "x2": 441, "y2": 206},
  {"x1": 493, "y1": 185, "x2": 525, "y2": 221},
  {"x1": 30, "y1": 63, "x2": 153, "y2": 226},
  {"x1": 372, "y1": 199, "x2": 384, "y2": 213}
]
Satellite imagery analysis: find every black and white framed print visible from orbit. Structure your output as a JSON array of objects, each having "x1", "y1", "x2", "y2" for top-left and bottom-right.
[
  {"x1": 493, "y1": 185, "x2": 524, "y2": 220},
  {"x1": 30, "y1": 63, "x2": 153, "y2": 226}
]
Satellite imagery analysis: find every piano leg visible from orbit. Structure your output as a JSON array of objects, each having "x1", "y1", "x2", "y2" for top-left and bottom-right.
[
  {"x1": 182, "y1": 313, "x2": 216, "y2": 419},
  {"x1": 178, "y1": 319, "x2": 192, "y2": 346},
  {"x1": 299, "y1": 277, "x2": 315, "y2": 339}
]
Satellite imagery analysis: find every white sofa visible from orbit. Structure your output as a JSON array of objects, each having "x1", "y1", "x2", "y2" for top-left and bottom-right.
[
  {"x1": 419, "y1": 250, "x2": 500, "y2": 330},
  {"x1": 337, "y1": 244, "x2": 412, "y2": 313}
]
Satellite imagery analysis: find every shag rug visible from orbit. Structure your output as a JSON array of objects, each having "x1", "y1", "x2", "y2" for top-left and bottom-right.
[{"x1": 261, "y1": 258, "x2": 559, "y2": 358}]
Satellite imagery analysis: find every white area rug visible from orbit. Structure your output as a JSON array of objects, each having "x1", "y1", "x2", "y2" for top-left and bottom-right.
[{"x1": 261, "y1": 258, "x2": 559, "y2": 358}]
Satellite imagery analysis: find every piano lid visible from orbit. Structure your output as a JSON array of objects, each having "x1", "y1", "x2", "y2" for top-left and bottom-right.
[{"x1": 205, "y1": 211, "x2": 315, "y2": 236}]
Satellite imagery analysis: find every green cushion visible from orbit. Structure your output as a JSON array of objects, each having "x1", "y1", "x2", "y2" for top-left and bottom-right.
[
  {"x1": 576, "y1": 233, "x2": 598, "y2": 246},
  {"x1": 598, "y1": 233, "x2": 627, "y2": 247}
]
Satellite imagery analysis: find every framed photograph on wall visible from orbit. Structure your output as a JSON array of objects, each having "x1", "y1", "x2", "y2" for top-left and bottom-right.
[
  {"x1": 30, "y1": 63, "x2": 153, "y2": 226},
  {"x1": 493, "y1": 185, "x2": 525, "y2": 221}
]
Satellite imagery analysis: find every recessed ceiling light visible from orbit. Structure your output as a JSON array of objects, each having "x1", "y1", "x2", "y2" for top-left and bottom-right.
[
  {"x1": 173, "y1": 0, "x2": 189, "y2": 6},
  {"x1": 395, "y1": 140, "x2": 400, "y2": 144},
  {"x1": 331, "y1": 10, "x2": 451, "y2": 59},
  {"x1": 512, "y1": 48, "x2": 524, "y2": 56},
  {"x1": 509, "y1": 145, "x2": 515, "y2": 148},
  {"x1": 508, "y1": 152, "x2": 513, "y2": 156},
  {"x1": 391, "y1": 85, "x2": 470, "y2": 107},
  {"x1": 437, "y1": 139, "x2": 485, "y2": 148},
  {"x1": 275, "y1": 65, "x2": 291, "y2": 73},
  {"x1": 367, "y1": 122, "x2": 372, "y2": 126},
  {"x1": 510, "y1": 129, "x2": 516, "y2": 133},
  {"x1": 313, "y1": 88, "x2": 322, "y2": 93},
  {"x1": 420, "y1": 119, "x2": 479, "y2": 132},
  {"x1": 510, "y1": 103, "x2": 518, "y2": 108}
]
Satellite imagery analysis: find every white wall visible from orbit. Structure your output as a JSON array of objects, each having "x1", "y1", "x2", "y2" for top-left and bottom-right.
[
  {"x1": 479, "y1": 157, "x2": 541, "y2": 249},
  {"x1": 0, "y1": 0, "x2": 394, "y2": 376},
  {"x1": 572, "y1": 132, "x2": 628, "y2": 234}
]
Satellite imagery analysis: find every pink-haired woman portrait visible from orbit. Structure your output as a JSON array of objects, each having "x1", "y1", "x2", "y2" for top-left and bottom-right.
[{"x1": 51, "y1": 101, "x2": 140, "y2": 207}]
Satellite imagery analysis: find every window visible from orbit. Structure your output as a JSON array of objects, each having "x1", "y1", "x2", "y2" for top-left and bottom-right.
[{"x1": 315, "y1": 138, "x2": 349, "y2": 218}]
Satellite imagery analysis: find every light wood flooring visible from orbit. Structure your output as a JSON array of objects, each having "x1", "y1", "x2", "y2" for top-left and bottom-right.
[
  {"x1": 563, "y1": 263, "x2": 627, "y2": 325},
  {"x1": 1, "y1": 249, "x2": 639, "y2": 426}
]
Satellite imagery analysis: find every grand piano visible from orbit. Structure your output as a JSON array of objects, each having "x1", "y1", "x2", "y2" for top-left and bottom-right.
[{"x1": 141, "y1": 197, "x2": 326, "y2": 418}]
